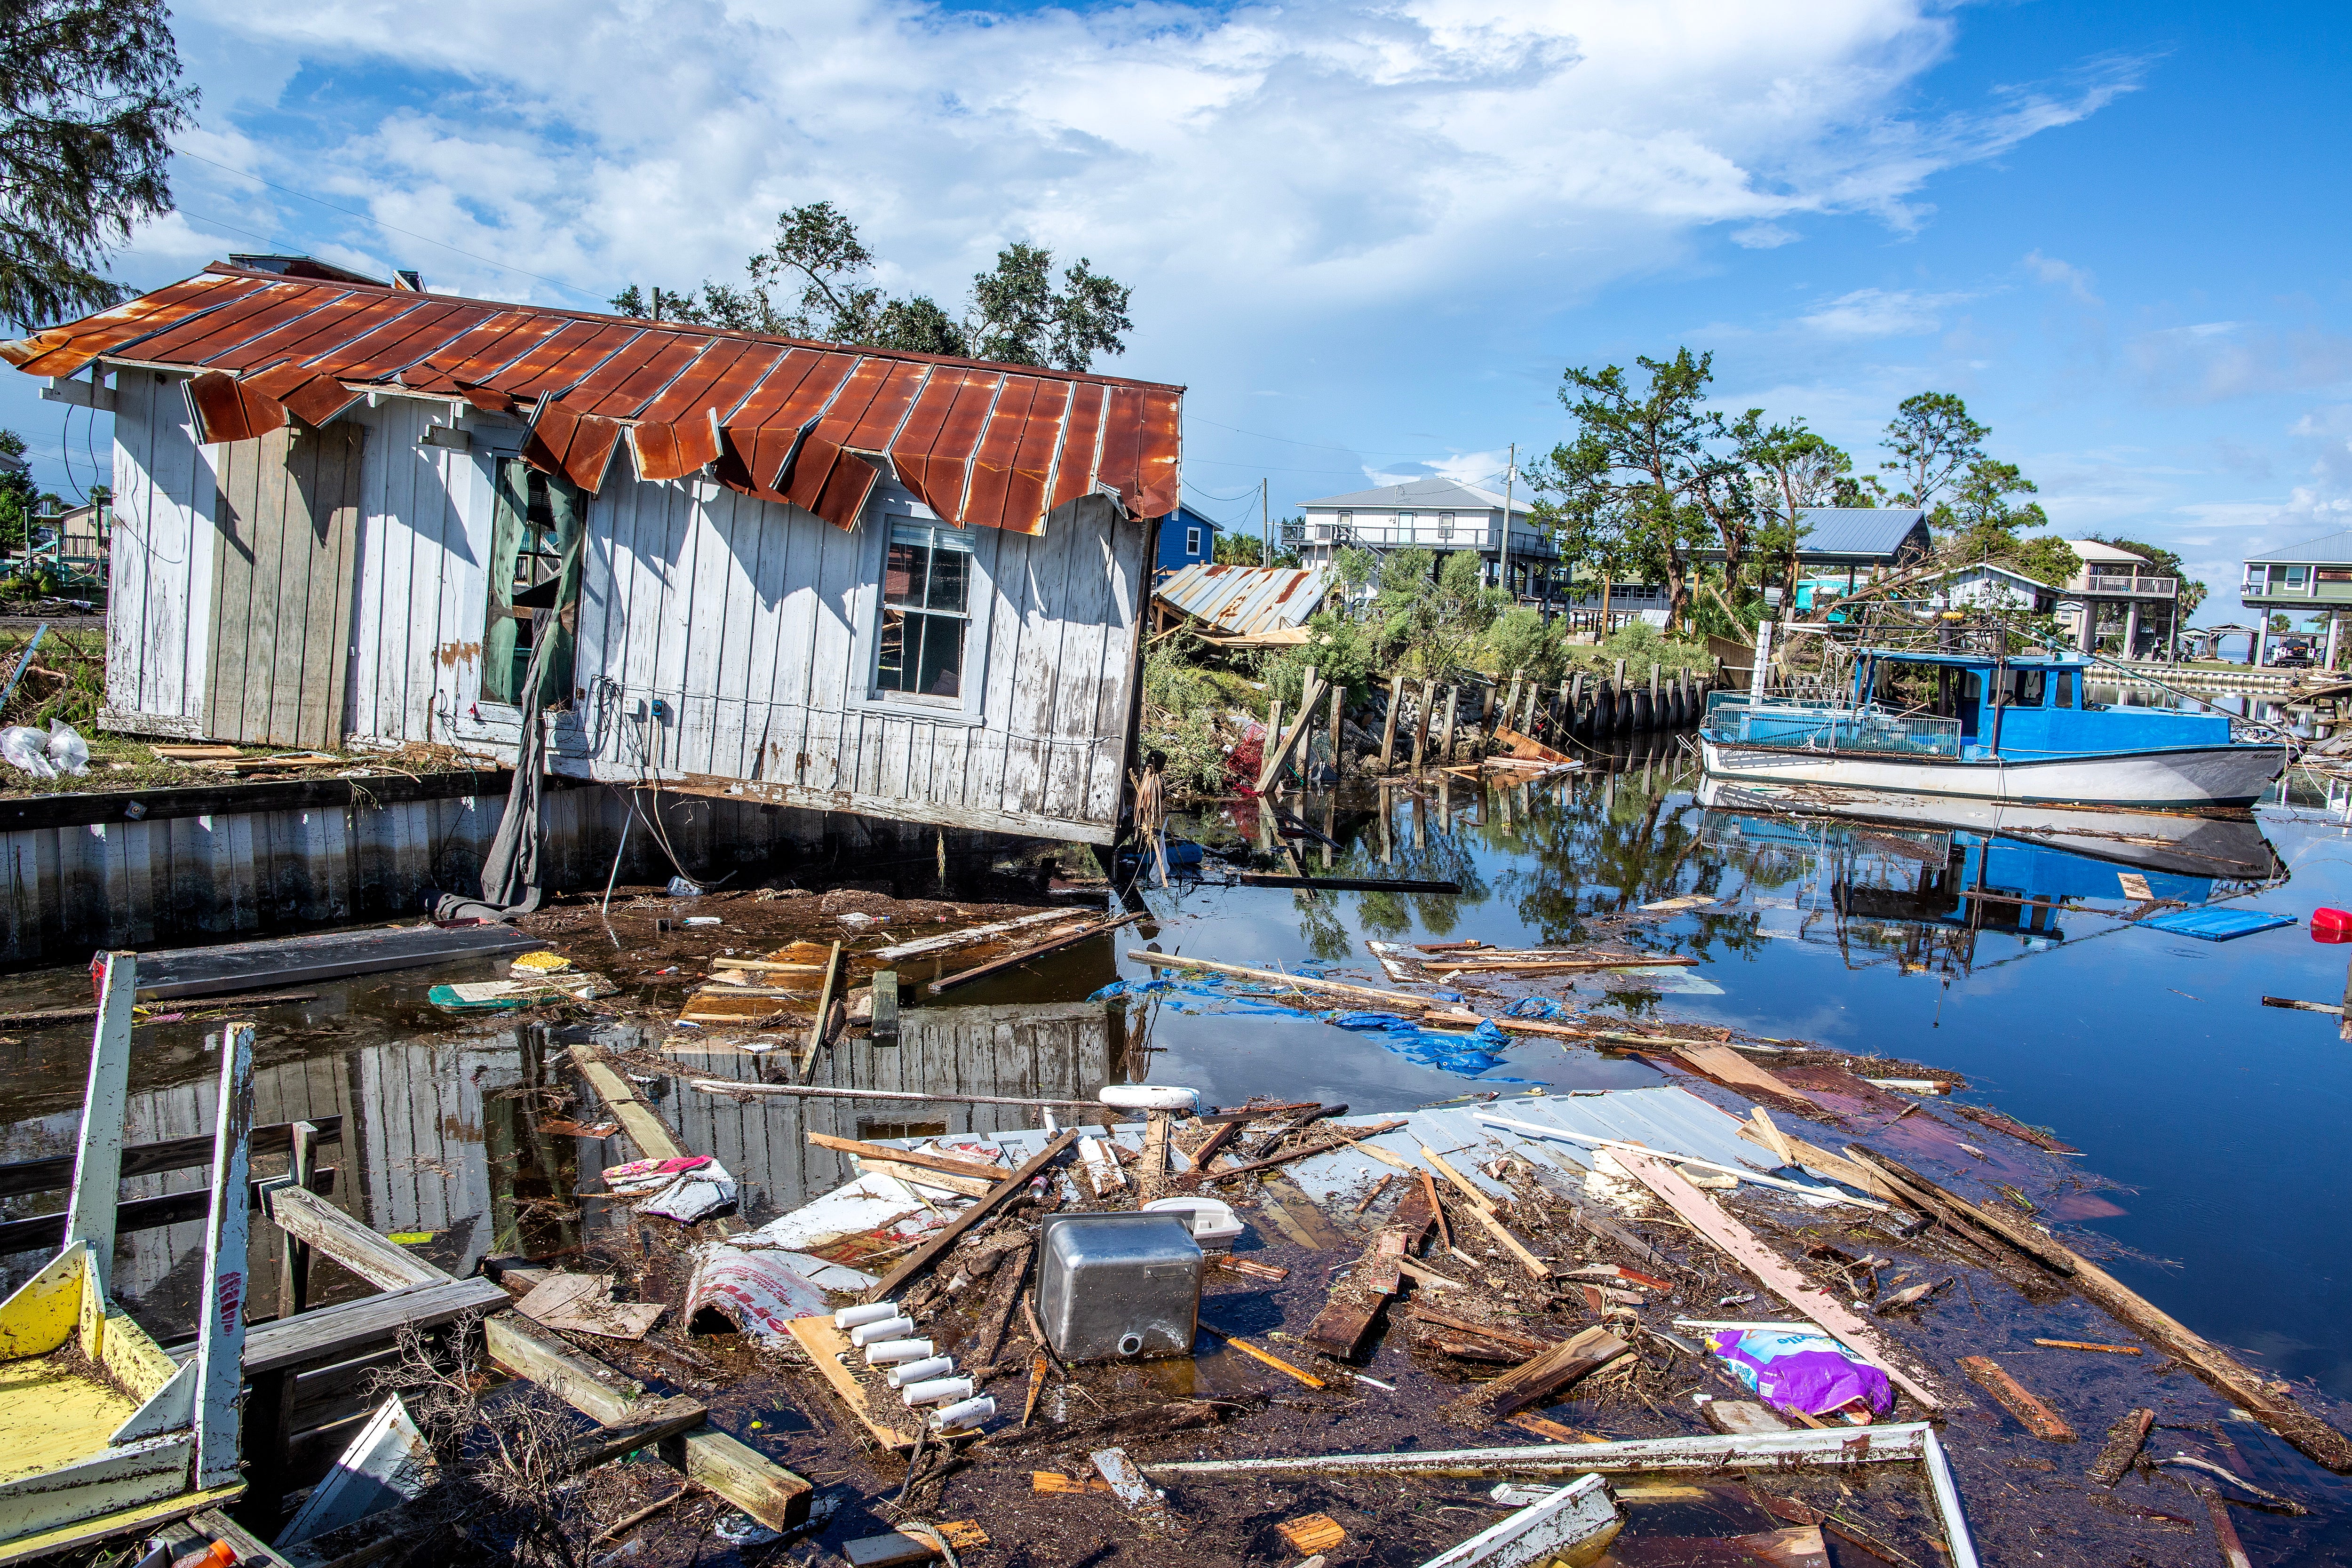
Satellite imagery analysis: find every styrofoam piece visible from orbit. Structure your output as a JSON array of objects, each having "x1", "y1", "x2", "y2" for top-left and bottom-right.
[
  {"x1": 932, "y1": 1396, "x2": 995, "y2": 1432},
  {"x1": 1097, "y1": 1084, "x2": 1199, "y2": 1112},
  {"x1": 849, "y1": 1315, "x2": 915, "y2": 1347},
  {"x1": 835, "y1": 1302, "x2": 901, "y2": 1330},
  {"x1": 886, "y1": 1356, "x2": 955, "y2": 1387},
  {"x1": 1141, "y1": 1196, "x2": 1244, "y2": 1251},
  {"x1": 900, "y1": 1376, "x2": 977, "y2": 1407},
  {"x1": 863, "y1": 1338, "x2": 935, "y2": 1365}
]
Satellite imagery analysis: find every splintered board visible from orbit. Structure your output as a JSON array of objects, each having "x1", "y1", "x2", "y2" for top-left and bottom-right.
[{"x1": 782, "y1": 1317, "x2": 920, "y2": 1451}]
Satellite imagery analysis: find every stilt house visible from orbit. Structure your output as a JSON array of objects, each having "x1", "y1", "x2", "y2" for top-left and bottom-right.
[{"x1": 4, "y1": 263, "x2": 1182, "y2": 844}]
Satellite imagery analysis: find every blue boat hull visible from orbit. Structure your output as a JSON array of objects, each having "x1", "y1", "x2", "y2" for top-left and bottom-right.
[{"x1": 1698, "y1": 732, "x2": 2288, "y2": 809}]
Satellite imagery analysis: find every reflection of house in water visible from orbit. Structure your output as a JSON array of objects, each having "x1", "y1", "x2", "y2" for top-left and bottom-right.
[
  {"x1": 1697, "y1": 780, "x2": 2283, "y2": 976},
  {"x1": 0, "y1": 1001, "x2": 1119, "y2": 1330}
]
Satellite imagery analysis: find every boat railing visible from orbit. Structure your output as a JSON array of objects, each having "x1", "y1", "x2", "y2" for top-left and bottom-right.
[{"x1": 1705, "y1": 691, "x2": 1964, "y2": 759}]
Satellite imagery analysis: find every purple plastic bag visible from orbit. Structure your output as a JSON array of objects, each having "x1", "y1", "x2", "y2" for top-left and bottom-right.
[{"x1": 1711, "y1": 1329, "x2": 1893, "y2": 1417}]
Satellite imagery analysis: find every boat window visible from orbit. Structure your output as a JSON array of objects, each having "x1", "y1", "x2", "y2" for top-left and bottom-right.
[
  {"x1": 2003, "y1": 669, "x2": 2047, "y2": 707},
  {"x1": 1957, "y1": 671, "x2": 1981, "y2": 737},
  {"x1": 2051, "y1": 670, "x2": 2074, "y2": 708}
]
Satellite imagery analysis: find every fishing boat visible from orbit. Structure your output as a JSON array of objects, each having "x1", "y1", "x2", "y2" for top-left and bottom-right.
[{"x1": 1700, "y1": 649, "x2": 2288, "y2": 810}]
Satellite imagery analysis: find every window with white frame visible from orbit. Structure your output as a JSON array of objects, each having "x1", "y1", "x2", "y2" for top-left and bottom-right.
[
  {"x1": 1437, "y1": 510, "x2": 1454, "y2": 540},
  {"x1": 875, "y1": 521, "x2": 974, "y2": 700},
  {"x1": 1185, "y1": 525, "x2": 1201, "y2": 557},
  {"x1": 2286, "y1": 565, "x2": 2310, "y2": 591}
]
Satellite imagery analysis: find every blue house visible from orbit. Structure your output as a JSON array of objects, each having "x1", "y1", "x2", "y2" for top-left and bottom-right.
[{"x1": 1155, "y1": 503, "x2": 1223, "y2": 574}]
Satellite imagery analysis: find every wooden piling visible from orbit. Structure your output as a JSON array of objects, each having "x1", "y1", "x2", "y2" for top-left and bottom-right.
[
  {"x1": 1440, "y1": 686, "x2": 1459, "y2": 761},
  {"x1": 1411, "y1": 681, "x2": 1433, "y2": 768},
  {"x1": 1379, "y1": 674, "x2": 1403, "y2": 771}
]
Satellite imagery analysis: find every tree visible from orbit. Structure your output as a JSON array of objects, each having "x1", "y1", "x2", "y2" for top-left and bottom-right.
[
  {"x1": 612, "y1": 202, "x2": 1134, "y2": 371},
  {"x1": 1880, "y1": 392, "x2": 1989, "y2": 517},
  {"x1": 0, "y1": 430, "x2": 36, "y2": 553},
  {"x1": 2, "y1": 0, "x2": 197, "y2": 328},
  {"x1": 1524, "y1": 349, "x2": 1734, "y2": 632},
  {"x1": 1940, "y1": 458, "x2": 2078, "y2": 586},
  {"x1": 1737, "y1": 415, "x2": 1857, "y2": 622},
  {"x1": 1211, "y1": 530, "x2": 1263, "y2": 566}
]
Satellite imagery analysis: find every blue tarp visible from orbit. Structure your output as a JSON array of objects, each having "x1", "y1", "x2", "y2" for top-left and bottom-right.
[
  {"x1": 1090, "y1": 972, "x2": 1533, "y2": 1080},
  {"x1": 2140, "y1": 907, "x2": 2296, "y2": 942}
]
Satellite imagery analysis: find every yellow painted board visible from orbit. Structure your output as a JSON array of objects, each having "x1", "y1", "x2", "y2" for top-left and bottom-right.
[
  {"x1": 0, "y1": 1246, "x2": 88, "y2": 1361},
  {"x1": 0, "y1": 1353, "x2": 141, "y2": 1484},
  {"x1": 0, "y1": 1482, "x2": 242, "y2": 1568}
]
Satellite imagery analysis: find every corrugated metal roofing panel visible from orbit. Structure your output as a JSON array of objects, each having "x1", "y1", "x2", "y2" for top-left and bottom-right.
[
  {"x1": 6, "y1": 264, "x2": 1182, "y2": 531},
  {"x1": 1788, "y1": 509, "x2": 1931, "y2": 558},
  {"x1": 1155, "y1": 562, "x2": 1333, "y2": 637}
]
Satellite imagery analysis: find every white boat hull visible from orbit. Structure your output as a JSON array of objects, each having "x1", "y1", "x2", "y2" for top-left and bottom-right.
[{"x1": 1698, "y1": 733, "x2": 2287, "y2": 810}]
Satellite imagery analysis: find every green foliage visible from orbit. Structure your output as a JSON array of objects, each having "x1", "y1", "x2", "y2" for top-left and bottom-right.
[
  {"x1": 1880, "y1": 392, "x2": 1988, "y2": 512},
  {"x1": 1139, "y1": 633, "x2": 1232, "y2": 795},
  {"x1": 1485, "y1": 606, "x2": 1567, "y2": 685},
  {"x1": 0, "y1": 430, "x2": 34, "y2": 554},
  {"x1": 1737, "y1": 414, "x2": 1859, "y2": 621},
  {"x1": 1940, "y1": 458, "x2": 2068, "y2": 583},
  {"x1": 2, "y1": 0, "x2": 196, "y2": 328},
  {"x1": 1333, "y1": 545, "x2": 1377, "y2": 593},
  {"x1": 1526, "y1": 349, "x2": 1735, "y2": 632},
  {"x1": 1211, "y1": 530, "x2": 1263, "y2": 565},
  {"x1": 613, "y1": 202, "x2": 1133, "y2": 371},
  {"x1": 1589, "y1": 619, "x2": 1713, "y2": 681}
]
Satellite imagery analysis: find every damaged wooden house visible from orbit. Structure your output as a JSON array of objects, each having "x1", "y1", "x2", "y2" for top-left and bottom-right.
[{"x1": 4, "y1": 263, "x2": 1181, "y2": 852}]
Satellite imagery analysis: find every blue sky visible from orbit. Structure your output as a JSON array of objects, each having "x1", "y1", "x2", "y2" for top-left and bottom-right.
[{"x1": 6, "y1": 0, "x2": 2347, "y2": 624}]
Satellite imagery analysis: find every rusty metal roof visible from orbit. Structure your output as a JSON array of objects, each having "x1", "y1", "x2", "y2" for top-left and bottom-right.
[
  {"x1": 1153, "y1": 562, "x2": 1333, "y2": 637},
  {"x1": 1, "y1": 265, "x2": 1182, "y2": 535}
]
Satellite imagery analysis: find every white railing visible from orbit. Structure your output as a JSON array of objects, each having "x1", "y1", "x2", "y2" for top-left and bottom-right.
[{"x1": 2078, "y1": 573, "x2": 2176, "y2": 596}]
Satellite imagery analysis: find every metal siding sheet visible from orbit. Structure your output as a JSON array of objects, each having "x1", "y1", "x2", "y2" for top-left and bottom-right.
[
  {"x1": 11, "y1": 269, "x2": 1184, "y2": 537},
  {"x1": 1153, "y1": 563, "x2": 1332, "y2": 636}
]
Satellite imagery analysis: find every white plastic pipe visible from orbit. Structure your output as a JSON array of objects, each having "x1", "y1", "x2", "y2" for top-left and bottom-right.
[
  {"x1": 900, "y1": 1376, "x2": 977, "y2": 1407},
  {"x1": 849, "y1": 1315, "x2": 915, "y2": 1347},
  {"x1": 863, "y1": 1338, "x2": 935, "y2": 1365},
  {"x1": 835, "y1": 1302, "x2": 901, "y2": 1331},
  {"x1": 886, "y1": 1356, "x2": 955, "y2": 1387},
  {"x1": 932, "y1": 1396, "x2": 996, "y2": 1431}
]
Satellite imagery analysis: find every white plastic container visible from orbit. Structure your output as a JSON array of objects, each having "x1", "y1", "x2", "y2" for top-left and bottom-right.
[
  {"x1": 885, "y1": 1356, "x2": 955, "y2": 1387},
  {"x1": 834, "y1": 1302, "x2": 901, "y2": 1331},
  {"x1": 931, "y1": 1395, "x2": 995, "y2": 1431},
  {"x1": 862, "y1": 1338, "x2": 935, "y2": 1365},
  {"x1": 1097, "y1": 1084, "x2": 1200, "y2": 1113},
  {"x1": 1141, "y1": 1195, "x2": 1246, "y2": 1251},
  {"x1": 900, "y1": 1376, "x2": 977, "y2": 1407},
  {"x1": 849, "y1": 1315, "x2": 915, "y2": 1347}
]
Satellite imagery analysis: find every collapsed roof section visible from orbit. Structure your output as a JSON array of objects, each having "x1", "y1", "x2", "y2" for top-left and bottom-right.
[{"x1": 1, "y1": 264, "x2": 1183, "y2": 536}]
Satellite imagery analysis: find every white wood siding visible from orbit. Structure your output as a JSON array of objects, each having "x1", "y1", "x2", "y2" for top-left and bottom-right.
[{"x1": 102, "y1": 393, "x2": 1149, "y2": 844}]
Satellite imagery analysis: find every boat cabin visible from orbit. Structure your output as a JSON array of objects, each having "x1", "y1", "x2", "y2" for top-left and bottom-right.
[{"x1": 1855, "y1": 651, "x2": 2232, "y2": 760}]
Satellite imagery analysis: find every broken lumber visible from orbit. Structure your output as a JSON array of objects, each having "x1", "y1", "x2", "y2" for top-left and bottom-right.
[
  {"x1": 869, "y1": 909, "x2": 1072, "y2": 963},
  {"x1": 1957, "y1": 1357, "x2": 2075, "y2": 1441},
  {"x1": 2088, "y1": 1408, "x2": 2153, "y2": 1486},
  {"x1": 1849, "y1": 1148, "x2": 2352, "y2": 1470},
  {"x1": 928, "y1": 911, "x2": 1144, "y2": 992},
  {"x1": 806, "y1": 1132, "x2": 1006, "y2": 1184},
  {"x1": 1128, "y1": 950, "x2": 1437, "y2": 1010},
  {"x1": 862, "y1": 1129, "x2": 1081, "y2": 1302},
  {"x1": 1304, "y1": 1185, "x2": 1436, "y2": 1359},
  {"x1": 1608, "y1": 1149, "x2": 1945, "y2": 1411},
  {"x1": 1192, "y1": 1119, "x2": 1407, "y2": 1184},
  {"x1": 1419, "y1": 1144, "x2": 1551, "y2": 1280},
  {"x1": 1842, "y1": 1146, "x2": 2071, "y2": 1274},
  {"x1": 1466, "y1": 1325, "x2": 1631, "y2": 1417}
]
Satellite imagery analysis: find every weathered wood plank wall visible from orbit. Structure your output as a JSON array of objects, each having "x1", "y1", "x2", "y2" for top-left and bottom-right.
[{"x1": 106, "y1": 387, "x2": 1150, "y2": 843}]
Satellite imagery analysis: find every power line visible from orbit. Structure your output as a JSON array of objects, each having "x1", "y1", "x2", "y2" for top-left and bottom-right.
[
  {"x1": 174, "y1": 147, "x2": 606, "y2": 301},
  {"x1": 1181, "y1": 478, "x2": 1263, "y2": 503},
  {"x1": 1184, "y1": 413, "x2": 1467, "y2": 461}
]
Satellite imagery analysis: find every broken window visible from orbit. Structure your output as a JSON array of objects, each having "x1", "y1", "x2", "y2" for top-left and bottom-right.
[
  {"x1": 483, "y1": 459, "x2": 586, "y2": 709},
  {"x1": 876, "y1": 520, "x2": 974, "y2": 701}
]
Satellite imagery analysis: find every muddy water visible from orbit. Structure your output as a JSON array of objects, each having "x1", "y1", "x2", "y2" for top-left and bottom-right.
[{"x1": 5, "y1": 740, "x2": 2352, "y2": 1539}]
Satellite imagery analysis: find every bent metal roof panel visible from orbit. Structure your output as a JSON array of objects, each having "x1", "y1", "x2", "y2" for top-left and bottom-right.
[{"x1": 2, "y1": 264, "x2": 1182, "y2": 536}]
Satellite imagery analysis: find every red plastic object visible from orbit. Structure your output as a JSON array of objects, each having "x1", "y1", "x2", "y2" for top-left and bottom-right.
[{"x1": 2312, "y1": 907, "x2": 2352, "y2": 942}]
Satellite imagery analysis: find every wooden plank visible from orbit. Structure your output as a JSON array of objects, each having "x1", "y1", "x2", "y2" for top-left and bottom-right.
[
  {"x1": 869, "y1": 909, "x2": 1070, "y2": 963},
  {"x1": 863, "y1": 1129, "x2": 1081, "y2": 1302},
  {"x1": 63, "y1": 951, "x2": 135, "y2": 1289},
  {"x1": 483, "y1": 1314, "x2": 666, "y2": 1426},
  {"x1": 677, "y1": 1427, "x2": 814, "y2": 1532},
  {"x1": 266, "y1": 1185, "x2": 442, "y2": 1291},
  {"x1": 1467, "y1": 1325, "x2": 1631, "y2": 1417},
  {"x1": 872, "y1": 970, "x2": 899, "y2": 1042},
  {"x1": 780, "y1": 1316, "x2": 916, "y2": 1451},
  {"x1": 1127, "y1": 950, "x2": 1437, "y2": 1011},
  {"x1": 1957, "y1": 1357, "x2": 2075, "y2": 1441},
  {"x1": 1608, "y1": 1150, "x2": 1944, "y2": 1412},
  {"x1": 805, "y1": 1133, "x2": 1006, "y2": 1183},
  {"x1": 796, "y1": 940, "x2": 843, "y2": 1081},
  {"x1": 1842, "y1": 1147, "x2": 2072, "y2": 1274},
  {"x1": 1259, "y1": 1175, "x2": 1346, "y2": 1249},
  {"x1": 929, "y1": 912, "x2": 1143, "y2": 993}
]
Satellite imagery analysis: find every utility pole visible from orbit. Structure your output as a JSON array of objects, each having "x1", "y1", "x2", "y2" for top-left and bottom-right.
[
  {"x1": 1499, "y1": 442, "x2": 1516, "y2": 601},
  {"x1": 1260, "y1": 478, "x2": 1269, "y2": 566}
]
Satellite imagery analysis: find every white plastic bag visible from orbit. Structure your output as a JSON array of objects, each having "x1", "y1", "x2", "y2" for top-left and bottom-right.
[
  {"x1": 0, "y1": 727, "x2": 55, "y2": 780},
  {"x1": 45, "y1": 721, "x2": 88, "y2": 777}
]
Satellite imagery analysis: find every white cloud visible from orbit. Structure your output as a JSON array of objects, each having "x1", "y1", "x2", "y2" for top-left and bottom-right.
[
  {"x1": 1798, "y1": 286, "x2": 1970, "y2": 337},
  {"x1": 2126, "y1": 322, "x2": 2352, "y2": 405},
  {"x1": 1732, "y1": 223, "x2": 1802, "y2": 249},
  {"x1": 140, "y1": 0, "x2": 2142, "y2": 354},
  {"x1": 2023, "y1": 248, "x2": 2098, "y2": 305},
  {"x1": 1365, "y1": 448, "x2": 1516, "y2": 489}
]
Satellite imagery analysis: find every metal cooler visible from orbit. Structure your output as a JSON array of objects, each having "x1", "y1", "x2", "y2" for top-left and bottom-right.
[{"x1": 1035, "y1": 1212, "x2": 1203, "y2": 1361}]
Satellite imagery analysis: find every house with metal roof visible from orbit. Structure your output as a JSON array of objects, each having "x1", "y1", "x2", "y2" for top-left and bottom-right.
[
  {"x1": 1694, "y1": 508, "x2": 1931, "y2": 579},
  {"x1": 4, "y1": 261, "x2": 1182, "y2": 846},
  {"x1": 2241, "y1": 529, "x2": 2352, "y2": 667},
  {"x1": 1155, "y1": 501, "x2": 1223, "y2": 575},
  {"x1": 2053, "y1": 540, "x2": 2180, "y2": 657},
  {"x1": 1289, "y1": 477, "x2": 1553, "y2": 594}
]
